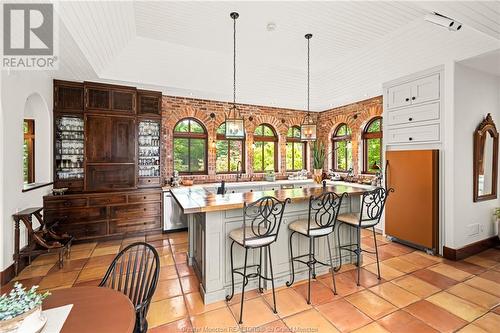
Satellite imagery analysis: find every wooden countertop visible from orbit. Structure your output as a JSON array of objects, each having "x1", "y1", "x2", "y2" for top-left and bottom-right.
[{"x1": 170, "y1": 184, "x2": 369, "y2": 214}]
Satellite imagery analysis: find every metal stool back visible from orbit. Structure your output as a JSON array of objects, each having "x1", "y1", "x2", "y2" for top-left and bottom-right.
[
  {"x1": 359, "y1": 187, "x2": 392, "y2": 227},
  {"x1": 286, "y1": 191, "x2": 347, "y2": 304},
  {"x1": 226, "y1": 196, "x2": 290, "y2": 324},
  {"x1": 99, "y1": 242, "x2": 160, "y2": 333},
  {"x1": 242, "y1": 196, "x2": 290, "y2": 247},
  {"x1": 337, "y1": 187, "x2": 393, "y2": 286},
  {"x1": 307, "y1": 191, "x2": 347, "y2": 235}
]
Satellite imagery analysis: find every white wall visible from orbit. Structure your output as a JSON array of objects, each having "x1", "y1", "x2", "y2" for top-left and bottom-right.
[
  {"x1": 1, "y1": 70, "x2": 53, "y2": 272},
  {"x1": 452, "y1": 63, "x2": 500, "y2": 249}
]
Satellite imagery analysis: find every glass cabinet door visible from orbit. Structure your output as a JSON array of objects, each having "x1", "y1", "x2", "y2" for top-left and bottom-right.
[
  {"x1": 55, "y1": 115, "x2": 85, "y2": 183},
  {"x1": 138, "y1": 120, "x2": 161, "y2": 186}
]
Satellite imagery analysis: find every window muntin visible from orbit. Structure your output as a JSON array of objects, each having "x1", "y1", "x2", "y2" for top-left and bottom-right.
[
  {"x1": 253, "y1": 124, "x2": 278, "y2": 172},
  {"x1": 286, "y1": 126, "x2": 306, "y2": 171},
  {"x1": 216, "y1": 122, "x2": 245, "y2": 173},
  {"x1": 173, "y1": 118, "x2": 207, "y2": 174},
  {"x1": 332, "y1": 123, "x2": 352, "y2": 172},
  {"x1": 363, "y1": 117, "x2": 383, "y2": 174},
  {"x1": 23, "y1": 119, "x2": 35, "y2": 184}
]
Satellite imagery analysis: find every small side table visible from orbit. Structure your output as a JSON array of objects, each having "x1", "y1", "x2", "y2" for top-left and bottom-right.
[{"x1": 12, "y1": 207, "x2": 73, "y2": 276}]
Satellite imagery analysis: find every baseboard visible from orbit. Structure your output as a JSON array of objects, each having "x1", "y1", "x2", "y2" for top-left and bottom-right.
[
  {"x1": 443, "y1": 236, "x2": 499, "y2": 261},
  {"x1": 0, "y1": 257, "x2": 30, "y2": 286}
]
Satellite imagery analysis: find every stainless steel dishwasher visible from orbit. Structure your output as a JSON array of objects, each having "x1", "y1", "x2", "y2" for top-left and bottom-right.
[{"x1": 163, "y1": 191, "x2": 187, "y2": 231}]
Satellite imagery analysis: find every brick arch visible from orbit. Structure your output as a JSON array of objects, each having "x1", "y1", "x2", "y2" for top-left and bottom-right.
[{"x1": 251, "y1": 115, "x2": 282, "y2": 136}]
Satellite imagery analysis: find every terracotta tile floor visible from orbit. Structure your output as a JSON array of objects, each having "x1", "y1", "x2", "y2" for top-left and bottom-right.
[{"x1": 2, "y1": 231, "x2": 500, "y2": 333}]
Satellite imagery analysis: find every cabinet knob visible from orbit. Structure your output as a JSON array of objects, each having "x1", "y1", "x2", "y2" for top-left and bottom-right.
[
  {"x1": 408, "y1": 117, "x2": 413, "y2": 121},
  {"x1": 143, "y1": 208, "x2": 147, "y2": 211},
  {"x1": 405, "y1": 98, "x2": 410, "y2": 102},
  {"x1": 412, "y1": 96, "x2": 416, "y2": 100},
  {"x1": 409, "y1": 137, "x2": 413, "y2": 141},
  {"x1": 143, "y1": 196, "x2": 147, "y2": 199}
]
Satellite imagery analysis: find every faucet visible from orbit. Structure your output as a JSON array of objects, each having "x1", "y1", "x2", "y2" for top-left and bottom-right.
[{"x1": 236, "y1": 161, "x2": 243, "y2": 181}]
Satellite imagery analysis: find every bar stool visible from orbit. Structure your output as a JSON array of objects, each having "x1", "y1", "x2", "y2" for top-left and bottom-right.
[
  {"x1": 286, "y1": 191, "x2": 347, "y2": 304},
  {"x1": 226, "y1": 196, "x2": 290, "y2": 324},
  {"x1": 336, "y1": 187, "x2": 393, "y2": 286}
]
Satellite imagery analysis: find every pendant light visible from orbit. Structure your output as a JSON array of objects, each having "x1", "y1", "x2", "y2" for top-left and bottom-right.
[
  {"x1": 300, "y1": 33, "x2": 317, "y2": 141},
  {"x1": 225, "y1": 12, "x2": 245, "y2": 139}
]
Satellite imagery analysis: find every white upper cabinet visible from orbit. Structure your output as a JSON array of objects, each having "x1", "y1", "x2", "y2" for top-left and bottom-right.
[
  {"x1": 387, "y1": 83, "x2": 412, "y2": 109},
  {"x1": 387, "y1": 74, "x2": 439, "y2": 110}
]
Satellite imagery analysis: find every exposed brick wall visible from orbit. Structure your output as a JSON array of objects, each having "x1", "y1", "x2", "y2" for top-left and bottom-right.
[
  {"x1": 161, "y1": 95, "x2": 382, "y2": 183},
  {"x1": 316, "y1": 96, "x2": 383, "y2": 174}
]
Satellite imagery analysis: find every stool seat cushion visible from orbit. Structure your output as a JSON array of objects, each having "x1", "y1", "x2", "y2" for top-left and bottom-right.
[
  {"x1": 229, "y1": 227, "x2": 275, "y2": 247},
  {"x1": 288, "y1": 219, "x2": 333, "y2": 236},
  {"x1": 337, "y1": 213, "x2": 377, "y2": 227}
]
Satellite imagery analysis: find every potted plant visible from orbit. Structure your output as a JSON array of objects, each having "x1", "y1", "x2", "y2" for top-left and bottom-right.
[
  {"x1": 312, "y1": 141, "x2": 326, "y2": 184},
  {"x1": 494, "y1": 208, "x2": 500, "y2": 240},
  {"x1": 0, "y1": 283, "x2": 50, "y2": 333},
  {"x1": 264, "y1": 170, "x2": 276, "y2": 182}
]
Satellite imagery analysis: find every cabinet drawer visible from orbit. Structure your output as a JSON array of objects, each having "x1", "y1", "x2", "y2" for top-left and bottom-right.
[
  {"x1": 386, "y1": 124, "x2": 440, "y2": 144},
  {"x1": 45, "y1": 207, "x2": 107, "y2": 224},
  {"x1": 387, "y1": 102, "x2": 440, "y2": 126},
  {"x1": 85, "y1": 164, "x2": 136, "y2": 191},
  {"x1": 138, "y1": 177, "x2": 160, "y2": 187},
  {"x1": 54, "y1": 180, "x2": 84, "y2": 192},
  {"x1": 55, "y1": 222, "x2": 107, "y2": 240},
  {"x1": 89, "y1": 195, "x2": 127, "y2": 206},
  {"x1": 44, "y1": 198, "x2": 87, "y2": 209},
  {"x1": 110, "y1": 203, "x2": 161, "y2": 220},
  {"x1": 128, "y1": 192, "x2": 161, "y2": 203},
  {"x1": 109, "y1": 216, "x2": 160, "y2": 234}
]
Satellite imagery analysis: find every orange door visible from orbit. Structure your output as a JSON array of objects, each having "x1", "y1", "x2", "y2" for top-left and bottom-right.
[{"x1": 385, "y1": 150, "x2": 439, "y2": 250}]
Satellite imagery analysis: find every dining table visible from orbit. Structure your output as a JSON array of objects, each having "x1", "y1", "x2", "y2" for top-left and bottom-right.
[{"x1": 43, "y1": 286, "x2": 135, "y2": 333}]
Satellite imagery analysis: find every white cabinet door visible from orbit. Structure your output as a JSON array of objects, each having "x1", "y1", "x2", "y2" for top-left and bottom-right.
[
  {"x1": 387, "y1": 83, "x2": 412, "y2": 109},
  {"x1": 410, "y1": 74, "x2": 439, "y2": 105},
  {"x1": 386, "y1": 123, "x2": 440, "y2": 144},
  {"x1": 387, "y1": 102, "x2": 440, "y2": 126}
]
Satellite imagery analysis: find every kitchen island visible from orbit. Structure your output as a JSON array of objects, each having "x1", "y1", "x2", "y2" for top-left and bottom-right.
[{"x1": 170, "y1": 182, "x2": 373, "y2": 304}]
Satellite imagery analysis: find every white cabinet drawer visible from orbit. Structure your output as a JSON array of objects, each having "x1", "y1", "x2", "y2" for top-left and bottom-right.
[
  {"x1": 386, "y1": 123, "x2": 440, "y2": 144},
  {"x1": 387, "y1": 102, "x2": 440, "y2": 126}
]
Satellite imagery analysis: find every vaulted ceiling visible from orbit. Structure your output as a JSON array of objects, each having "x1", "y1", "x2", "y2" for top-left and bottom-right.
[{"x1": 53, "y1": 1, "x2": 500, "y2": 111}]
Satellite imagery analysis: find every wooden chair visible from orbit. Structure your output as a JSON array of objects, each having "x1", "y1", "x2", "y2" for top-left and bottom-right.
[
  {"x1": 99, "y1": 242, "x2": 160, "y2": 333},
  {"x1": 12, "y1": 207, "x2": 73, "y2": 276}
]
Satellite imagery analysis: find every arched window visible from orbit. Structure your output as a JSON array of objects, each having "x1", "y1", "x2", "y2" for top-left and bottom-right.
[
  {"x1": 363, "y1": 117, "x2": 383, "y2": 173},
  {"x1": 332, "y1": 123, "x2": 352, "y2": 172},
  {"x1": 216, "y1": 122, "x2": 245, "y2": 173},
  {"x1": 286, "y1": 126, "x2": 306, "y2": 171},
  {"x1": 173, "y1": 118, "x2": 207, "y2": 174},
  {"x1": 253, "y1": 124, "x2": 278, "y2": 172}
]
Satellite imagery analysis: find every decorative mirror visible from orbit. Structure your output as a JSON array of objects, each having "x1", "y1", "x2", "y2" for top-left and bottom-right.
[{"x1": 473, "y1": 113, "x2": 498, "y2": 202}]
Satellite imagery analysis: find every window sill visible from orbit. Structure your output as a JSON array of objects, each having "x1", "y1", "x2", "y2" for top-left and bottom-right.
[{"x1": 22, "y1": 182, "x2": 53, "y2": 193}]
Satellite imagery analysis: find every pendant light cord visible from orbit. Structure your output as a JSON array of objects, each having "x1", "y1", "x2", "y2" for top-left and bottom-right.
[
  {"x1": 307, "y1": 35, "x2": 310, "y2": 114},
  {"x1": 233, "y1": 14, "x2": 236, "y2": 113}
]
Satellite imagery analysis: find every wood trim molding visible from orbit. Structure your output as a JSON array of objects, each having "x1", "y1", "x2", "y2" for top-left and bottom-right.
[
  {"x1": 443, "y1": 236, "x2": 499, "y2": 261},
  {"x1": 0, "y1": 257, "x2": 29, "y2": 286}
]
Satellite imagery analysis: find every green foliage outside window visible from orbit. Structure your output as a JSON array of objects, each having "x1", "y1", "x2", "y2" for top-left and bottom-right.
[
  {"x1": 333, "y1": 124, "x2": 352, "y2": 171},
  {"x1": 253, "y1": 124, "x2": 277, "y2": 172},
  {"x1": 286, "y1": 126, "x2": 304, "y2": 171},
  {"x1": 364, "y1": 118, "x2": 382, "y2": 173},
  {"x1": 173, "y1": 119, "x2": 207, "y2": 173},
  {"x1": 216, "y1": 123, "x2": 244, "y2": 173}
]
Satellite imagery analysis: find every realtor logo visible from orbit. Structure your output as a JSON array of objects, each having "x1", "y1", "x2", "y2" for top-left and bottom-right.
[{"x1": 2, "y1": 3, "x2": 58, "y2": 69}]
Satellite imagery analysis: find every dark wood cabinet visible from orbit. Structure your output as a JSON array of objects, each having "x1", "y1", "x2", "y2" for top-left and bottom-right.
[
  {"x1": 43, "y1": 189, "x2": 162, "y2": 241},
  {"x1": 138, "y1": 90, "x2": 161, "y2": 116},
  {"x1": 54, "y1": 80, "x2": 84, "y2": 113},
  {"x1": 50, "y1": 80, "x2": 163, "y2": 241},
  {"x1": 84, "y1": 82, "x2": 136, "y2": 114},
  {"x1": 85, "y1": 115, "x2": 136, "y2": 163}
]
